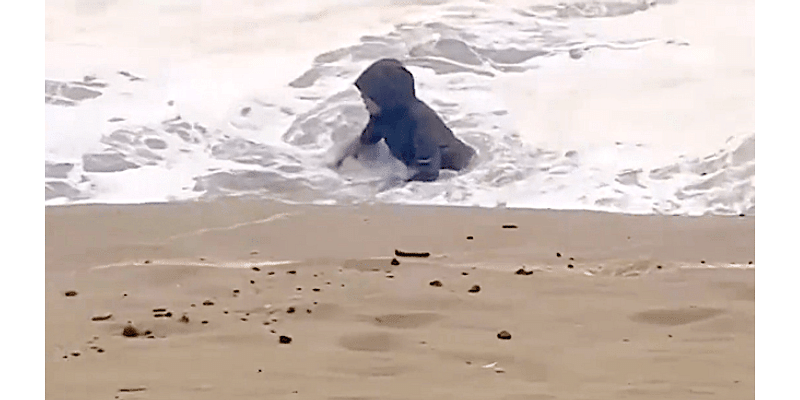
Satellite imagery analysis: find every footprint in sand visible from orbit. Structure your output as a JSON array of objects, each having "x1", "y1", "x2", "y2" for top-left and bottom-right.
[
  {"x1": 629, "y1": 307, "x2": 724, "y2": 326},
  {"x1": 338, "y1": 332, "x2": 402, "y2": 352},
  {"x1": 366, "y1": 312, "x2": 442, "y2": 329},
  {"x1": 501, "y1": 395, "x2": 557, "y2": 400}
]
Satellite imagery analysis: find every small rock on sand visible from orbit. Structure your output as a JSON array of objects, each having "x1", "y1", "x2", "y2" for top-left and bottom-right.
[
  {"x1": 203, "y1": 300, "x2": 215, "y2": 306},
  {"x1": 91, "y1": 313, "x2": 113, "y2": 321},
  {"x1": 501, "y1": 224, "x2": 517, "y2": 229},
  {"x1": 64, "y1": 290, "x2": 78, "y2": 297},
  {"x1": 179, "y1": 315, "x2": 190, "y2": 323},
  {"x1": 497, "y1": 330, "x2": 512, "y2": 340},
  {"x1": 395, "y1": 249, "x2": 431, "y2": 258},
  {"x1": 429, "y1": 280, "x2": 443, "y2": 287},
  {"x1": 118, "y1": 387, "x2": 147, "y2": 393},
  {"x1": 391, "y1": 258, "x2": 400, "y2": 266},
  {"x1": 515, "y1": 268, "x2": 533, "y2": 275},
  {"x1": 279, "y1": 335, "x2": 292, "y2": 344},
  {"x1": 468, "y1": 285, "x2": 481, "y2": 293},
  {"x1": 122, "y1": 324, "x2": 141, "y2": 337}
]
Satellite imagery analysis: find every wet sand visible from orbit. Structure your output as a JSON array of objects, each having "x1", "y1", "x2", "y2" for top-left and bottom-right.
[{"x1": 45, "y1": 198, "x2": 753, "y2": 399}]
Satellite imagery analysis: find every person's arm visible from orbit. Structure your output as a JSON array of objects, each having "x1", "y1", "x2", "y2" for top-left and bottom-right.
[
  {"x1": 332, "y1": 117, "x2": 384, "y2": 168},
  {"x1": 332, "y1": 138, "x2": 361, "y2": 169}
]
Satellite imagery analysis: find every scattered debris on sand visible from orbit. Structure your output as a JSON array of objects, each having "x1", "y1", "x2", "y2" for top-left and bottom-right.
[
  {"x1": 515, "y1": 267, "x2": 533, "y2": 275},
  {"x1": 91, "y1": 313, "x2": 113, "y2": 321},
  {"x1": 122, "y1": 324, "x2": 142, "y2": 338},
  {"x1": 395, "y1": 249, "x2": 431, "y2": 258},
  {"x1": 118, "y1": 387, "x2": 147, "y2": 393}
]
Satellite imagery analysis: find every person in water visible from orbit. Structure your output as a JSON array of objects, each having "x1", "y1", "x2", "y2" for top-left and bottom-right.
[{"x1": 333, "y1": 58, "x2": 476, "y2": 182}]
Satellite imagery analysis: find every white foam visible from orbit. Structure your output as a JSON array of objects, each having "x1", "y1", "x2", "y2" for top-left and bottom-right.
[{"x1": 45, "y1": 0, "x2": 754, "y2": 216}]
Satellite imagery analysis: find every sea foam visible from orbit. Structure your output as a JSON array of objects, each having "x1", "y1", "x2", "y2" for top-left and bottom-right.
[{"x1": 45, "y1": 0, "x2": 754, "y2": 215}]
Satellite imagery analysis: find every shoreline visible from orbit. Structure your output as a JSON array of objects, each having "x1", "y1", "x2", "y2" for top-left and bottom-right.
[{"x1": 46, "y1": 198, "x2": 754, "y2": 270}]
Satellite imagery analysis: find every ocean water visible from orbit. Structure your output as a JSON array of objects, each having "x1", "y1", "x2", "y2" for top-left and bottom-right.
[{"x1": 45, "y1": 0, "x2": 755, "y2": 216}]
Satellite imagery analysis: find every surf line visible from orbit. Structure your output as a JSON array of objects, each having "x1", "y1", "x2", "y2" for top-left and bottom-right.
[
  {"x1": 89, "y1": 259, "x2": 299, "y2": 271},
  {"x1": 164, "y1": 212, "x2": 300, "y2": 242}
]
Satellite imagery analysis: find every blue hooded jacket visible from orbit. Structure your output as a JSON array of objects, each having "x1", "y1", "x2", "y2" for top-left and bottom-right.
[{"x1": 354, "y1": 59, "x2": 476, "y2": 181}]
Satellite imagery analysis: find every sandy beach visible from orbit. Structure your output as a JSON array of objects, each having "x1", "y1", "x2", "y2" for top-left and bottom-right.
[{"x1": 46, "y1": 200, "x2": 754, "y2": 399}]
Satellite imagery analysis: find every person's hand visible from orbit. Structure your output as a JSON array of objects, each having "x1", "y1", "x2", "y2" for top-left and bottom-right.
[{"x1": 328, "y1": 157, "x2": 345, "y2": 170}]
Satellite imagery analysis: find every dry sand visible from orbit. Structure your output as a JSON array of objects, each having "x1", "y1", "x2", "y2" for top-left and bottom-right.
[{"x1": 46, "y1": 199, "x2": 754, "y2": 399}]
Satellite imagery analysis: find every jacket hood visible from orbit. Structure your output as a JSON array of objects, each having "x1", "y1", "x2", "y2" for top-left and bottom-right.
[{"x1": 354, "y1": 58, "x2": 416, "y2": 111}]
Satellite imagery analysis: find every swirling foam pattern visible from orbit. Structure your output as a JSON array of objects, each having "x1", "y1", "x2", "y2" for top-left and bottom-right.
[{"x1": 45, "y1": 1, "x2": 754, "y2": 216}]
